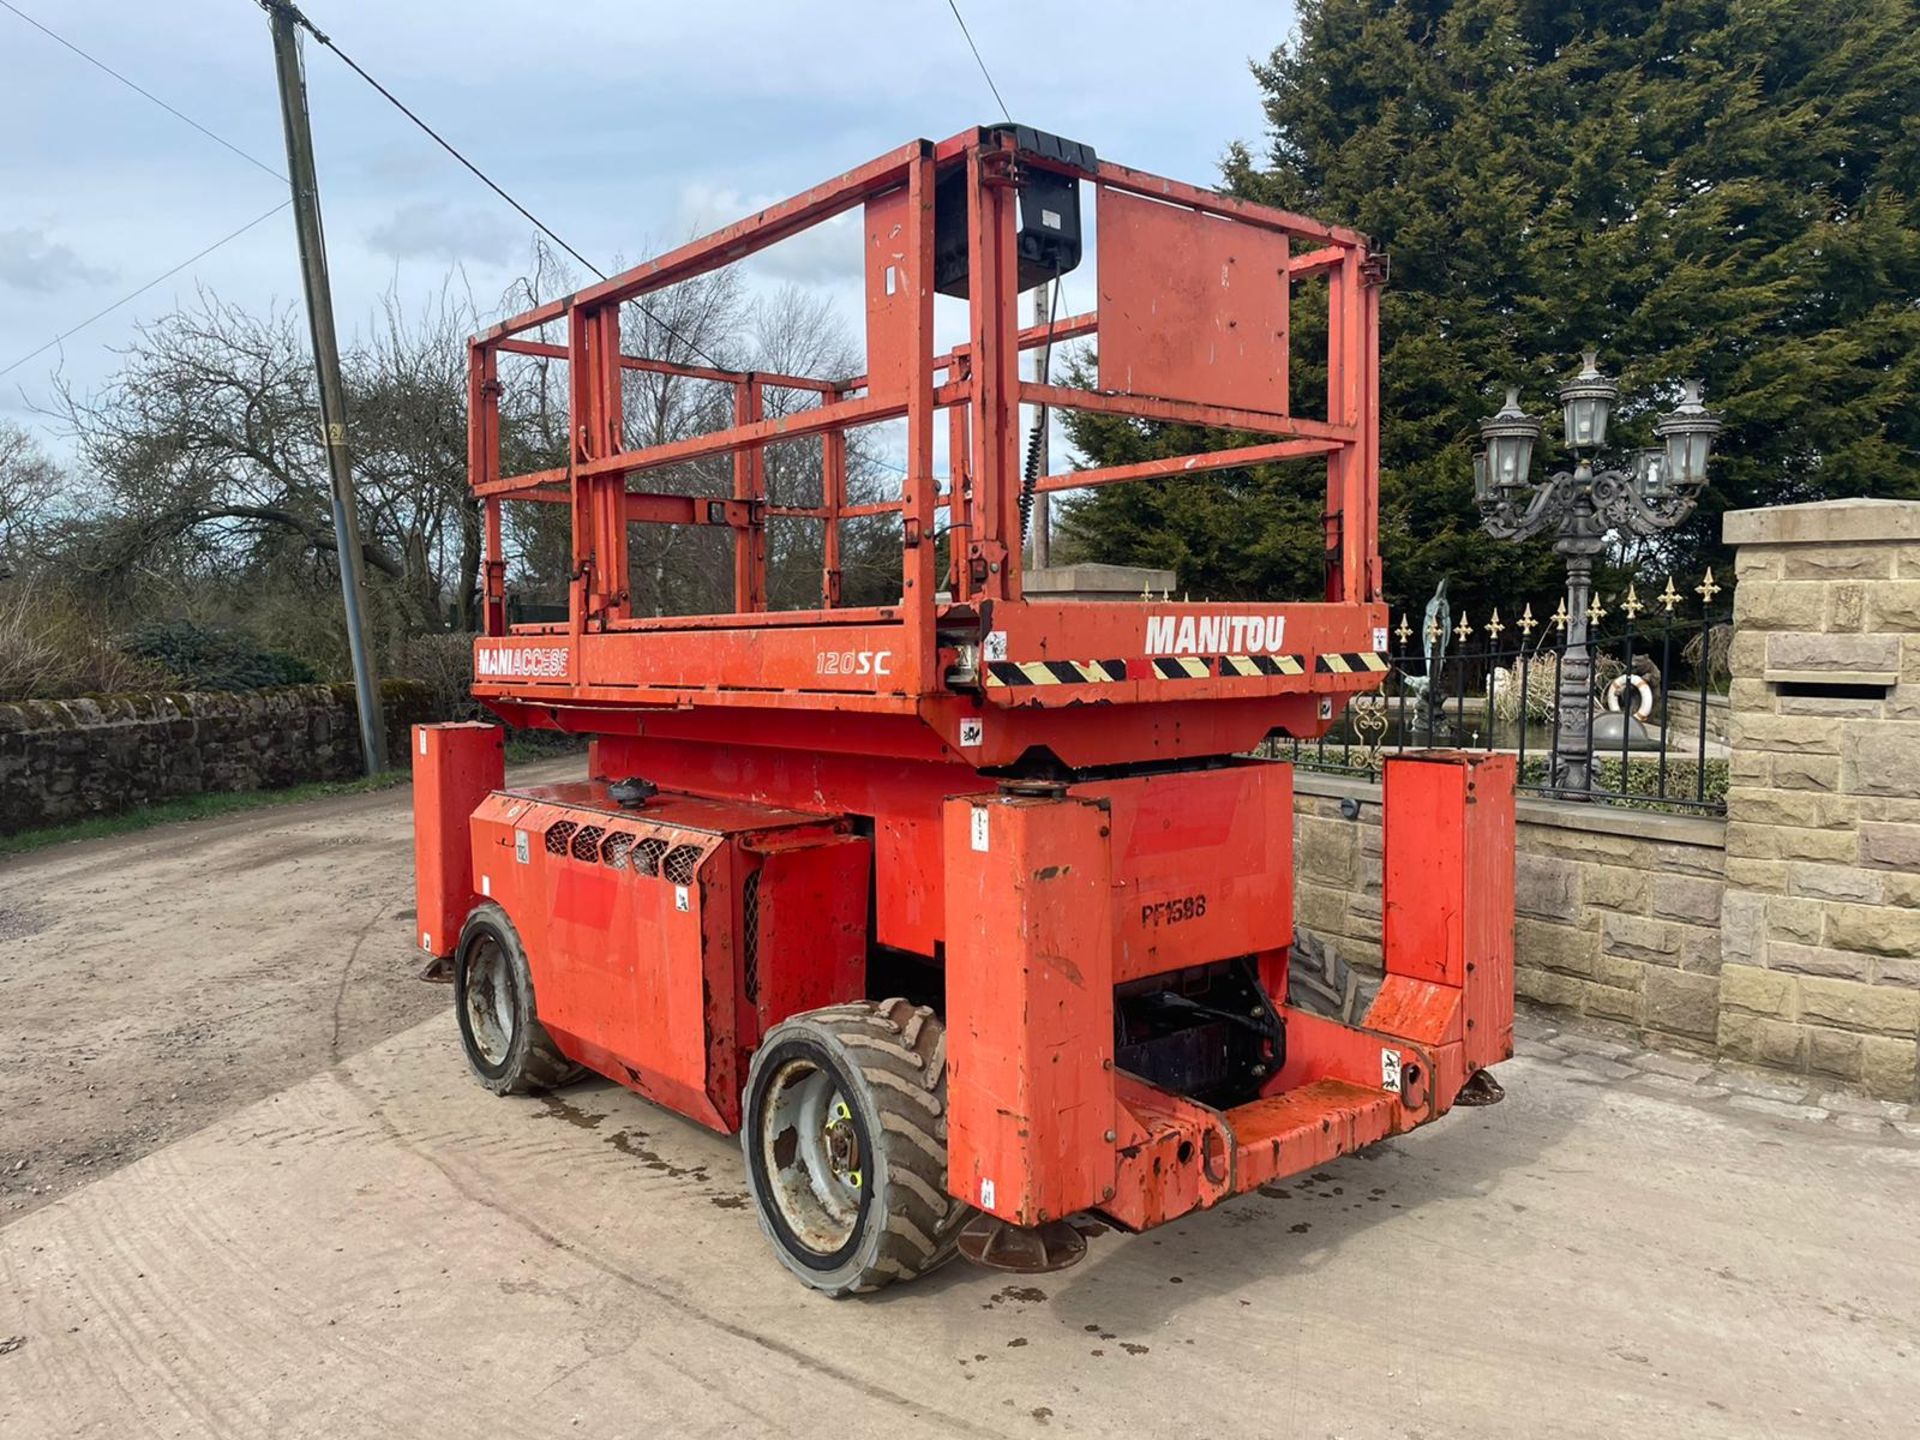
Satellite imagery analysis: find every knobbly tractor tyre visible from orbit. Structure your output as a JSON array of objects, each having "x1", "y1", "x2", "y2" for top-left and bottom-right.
[
  {"x1": 742, "y1": 999, "x2": 966, "y2": 1297},
  {"x1": 1288, "y1": 931, "x2": 1378, "y2": 1025},
  {"x1": 454, "y1": 902, "x2": 584, "y2": 1095}
]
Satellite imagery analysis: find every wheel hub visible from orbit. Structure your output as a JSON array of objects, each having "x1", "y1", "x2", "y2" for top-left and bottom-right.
[
  {"x1": 823, "y1": 1102, "x2": 861, "y2": 1187},
  {"x1": 464, "y1": 936, "x2": 515, "y2": 1066},
  {"x1": 760, "y1": 1059, "x2": 865, "y2": 1257}
]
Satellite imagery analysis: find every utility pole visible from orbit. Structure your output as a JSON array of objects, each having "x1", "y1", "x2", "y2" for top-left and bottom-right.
[
  {"x1": 263, "y1": 0, "x2": 386, "y2": 775},
  {"x1": 1028, "y1": 280, "x2": 1054, "y2": 571}
]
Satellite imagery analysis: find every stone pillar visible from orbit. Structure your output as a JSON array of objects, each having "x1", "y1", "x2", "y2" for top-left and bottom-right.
[
  {"x1": 1021, "y1": 562, "x2": 1176, "y2": 602},
  {"x1": 1717, "y1": 499, "x2": 1920, "y2": 1100}
]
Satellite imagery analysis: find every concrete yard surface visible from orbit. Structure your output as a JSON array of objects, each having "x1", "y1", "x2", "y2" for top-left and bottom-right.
[
  {"x1": 4, "y1": 1021, "x2": 1918, "y2": 1437},
  {"x1": 3, "y1": 776, "x2": 1919, "y2": 1437}
]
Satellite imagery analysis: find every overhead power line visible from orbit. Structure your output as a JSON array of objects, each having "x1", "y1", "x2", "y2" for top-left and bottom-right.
[
  {"x1": 0, "y1": 201, "x2": 293, "y2": 381},
  {"x1": 0, "y1": 3, "x2": 293, "y2": 385},
  {"x1": 272, "y1": 8, "x2": 602, "y2": 284},
  {"x1": 264, "y1": 2, "x2": 728, "y2": 372},
  {"x1": 0, "y1": 0, "x2": 285, "y2": 182},
  {"x1": 944, "y1": 0, "x2": 1013, "y2": 123}
]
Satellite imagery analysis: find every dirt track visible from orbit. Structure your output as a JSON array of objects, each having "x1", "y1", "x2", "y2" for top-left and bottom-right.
[{"x1": 0, "y1": 759, "x2": 574, "y2": 1225}]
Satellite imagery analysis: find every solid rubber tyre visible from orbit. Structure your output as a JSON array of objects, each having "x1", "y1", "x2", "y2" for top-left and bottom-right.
[
  {"x1": 1289, "y1": 930, "x2": 1378, "y2": 1025},
  {"x1": 454, "y1": 902, "x2": 583, "y2": 1095},
  {"x1": 741, "y1": 999, "x2": 966, "y2": 1297}
]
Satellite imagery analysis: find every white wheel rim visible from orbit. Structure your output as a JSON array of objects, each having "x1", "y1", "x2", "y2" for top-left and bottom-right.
[
  {"x1": 760, "y1": 1057, "x2": 863, "y2": 1256},
  {"x1": 465, "y1": 936, "x2": 515, "y2": 1066}
]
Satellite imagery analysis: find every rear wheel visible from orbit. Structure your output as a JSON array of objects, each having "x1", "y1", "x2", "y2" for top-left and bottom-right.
[
  {"x1": 742, "y1": 999, "x2": 966, "y2": 1296},
  {"x1": 454, "y1": 902, "x2": 583, "y2": 1095},
  {"x1": 1289, "y1": 930, "x2": 1378, "y2": 1025}
]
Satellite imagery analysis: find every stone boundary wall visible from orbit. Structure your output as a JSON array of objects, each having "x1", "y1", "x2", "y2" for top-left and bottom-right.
[
  {"x1": 1713, "y1": 499, "x2": 1920, "y2": 1101},
  {"x1": 1290, "y1": 771, "x2": 1727, "y2": 1053},
  {"x1": 1290, "y1": 500, "x2": 1920, "y2": 1104},
  {"x1": 0, "y1": 680, "x2": 433, "y2": 834}
]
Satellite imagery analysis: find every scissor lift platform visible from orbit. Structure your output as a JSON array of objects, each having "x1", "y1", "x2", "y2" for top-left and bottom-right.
[{"x1": 414, "y1": 125, "x2": 1512, "y2": 1295}]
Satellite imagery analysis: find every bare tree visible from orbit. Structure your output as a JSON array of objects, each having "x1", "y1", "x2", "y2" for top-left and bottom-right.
[
  {"x1": 54, "y1": 294, "x2": 397, "y2": 584},
  {"x1": 36, "y1": 242, "x2": 904, "y2": 678},
  {"x1": 0, "y1": 421, "x2": 61, "y2": 575},
  {"x1": 617, "y1": 265, "x2": 747, "y2": 617},
  {"x1": 49, "y1": 286, "x2": 484, "y2": 654},
  {"x1": 491, "y1": 248, "x2": 896, "y2": 618},
  {"x1": 352, "y1": 285, "x2": 479, "y2": 628},
  {"x1": 748, "y1": 285, "x2": 901, "y2": 610}
]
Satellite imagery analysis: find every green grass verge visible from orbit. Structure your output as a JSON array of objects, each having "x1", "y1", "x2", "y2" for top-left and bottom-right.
[
  {"x1": 504, "y1": 734, "x2": 586, "y2": 765},
  {"x1": 0, "y1": 770, "x2": 410, "y2": 857}
]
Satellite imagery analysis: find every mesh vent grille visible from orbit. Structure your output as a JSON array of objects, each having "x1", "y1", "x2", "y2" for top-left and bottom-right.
[
  {"x1": 544, "y1": 821, "x2": 576, "y2": 856},
  {"x1": 741, "y1": 868, "x2": 761, "y2": 1002},
  {"x1": 570, "y1": 825, "x2": 605, "y2": 862},
  {"x1": 663, "y1": 843, "x2": 703, "y2": 885},
  {"x1": 601, "y1": 832, "x2": 635, "y2": 868},
  {"x1": 632, "y1": 837, "x2": 669, "y2": 877}
]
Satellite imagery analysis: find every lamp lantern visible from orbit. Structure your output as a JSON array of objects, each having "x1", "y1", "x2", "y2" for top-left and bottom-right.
[
  {"x1": 1654, "y1": 379, "x2": 1721, "y2": 489},
  {"x1": 1632, "y1": 447, "x2": 1668, "y2": 497},
  {"x1": 1479, "y1": 387, "x2": 1541, "y2": 492},
  {"x1": 1558, "y1": 349, "x2": 1618, "y2": 451},
  {"x1": 1475, "y1": 352, "x2": 1716, "y2": 800}
]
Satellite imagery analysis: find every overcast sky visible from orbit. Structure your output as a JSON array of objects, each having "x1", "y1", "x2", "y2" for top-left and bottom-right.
[{"x1": 0, "y1": 1, "x2": 1292, "y2": 460}]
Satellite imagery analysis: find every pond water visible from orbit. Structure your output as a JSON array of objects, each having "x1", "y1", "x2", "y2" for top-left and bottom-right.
[
  {"x1": 1297, "y1": 698, "x2": 1695, "y2": 758},
  {"x1": 1314, "y1": 700, "x2": 1554, "y2": 754}
]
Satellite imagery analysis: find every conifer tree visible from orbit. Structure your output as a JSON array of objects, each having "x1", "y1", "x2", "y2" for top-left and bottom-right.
[{"x1": 1064, "y1": 0, "x2": 1920, "y2": 619}]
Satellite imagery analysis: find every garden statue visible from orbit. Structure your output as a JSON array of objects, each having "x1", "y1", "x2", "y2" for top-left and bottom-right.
[{"x1": 1418, "y1": 578, "x2": 1452, "y2": 741}]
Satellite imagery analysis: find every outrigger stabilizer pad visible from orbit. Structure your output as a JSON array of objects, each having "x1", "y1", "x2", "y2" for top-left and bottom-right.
[
  {"x1": 955, "y1": 1212, "x2": 1089, "y2": 1274},
  {"x1": 418, "y1": 954, "x2": 454, "y2": 984},
  {"x1": 1455, "y1": 1069, "x2": 1507, "y2": 1107}
]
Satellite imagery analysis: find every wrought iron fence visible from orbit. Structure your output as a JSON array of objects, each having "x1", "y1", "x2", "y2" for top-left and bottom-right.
[{"x1": 1283, "y1": 570, "x2": 1734, "y2": 813}]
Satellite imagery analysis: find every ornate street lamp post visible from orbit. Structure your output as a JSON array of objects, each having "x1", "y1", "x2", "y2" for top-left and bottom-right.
[{"x1": 1474, "y1": 354, "x2": 1721, "y2": 796}]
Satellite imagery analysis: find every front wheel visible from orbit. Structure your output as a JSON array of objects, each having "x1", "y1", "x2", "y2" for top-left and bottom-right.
[
  {"x1": 454, "y1": 902, "x2": 584, "y2": 1095},
  {"x1": 741, "y1": 999, "x2": 966, "y2": 1296}
]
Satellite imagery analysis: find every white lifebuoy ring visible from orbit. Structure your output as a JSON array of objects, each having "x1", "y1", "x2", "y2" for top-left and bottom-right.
[{"x1": 1605, "y1": 673, "x2": 1654, "y2": 720}]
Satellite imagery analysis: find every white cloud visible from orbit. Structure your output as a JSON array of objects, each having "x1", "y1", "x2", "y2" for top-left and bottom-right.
[
  {"x1": 674, "y1": 181, "x2": 864, "y2": 288},
  {"x1": 366, "y1": 202, "x2": 522, "y2": 265},
  {"x1": 0, "y1": 0, "x2": 1289, "y2": 461},
  {"x1": 0, "y1": 227, "x2": 113, "y2": 293}
]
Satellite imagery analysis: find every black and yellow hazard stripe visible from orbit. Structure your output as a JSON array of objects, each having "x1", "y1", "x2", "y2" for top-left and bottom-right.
[
  {"x1": 1150, "y1": 656, "x2": 1212, "y2": 680},
  {"x1": 985, "y1": 658, "x2": 1130, "y2": 687},
  {"x1": 1216, "y1": 653, "x2": 1308, "y2": 678},
  {"x1": 1314, "y1": 652, "x2": 1391, "y2": 675},
  {"x1": 984, "y1": 652, "x2": 1345, "y2": 685}
]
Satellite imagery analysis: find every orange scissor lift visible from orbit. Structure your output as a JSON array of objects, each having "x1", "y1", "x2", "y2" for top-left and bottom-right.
[{"x1": 413, "y1": 126, "x2": 1515, "y2": 1294}]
